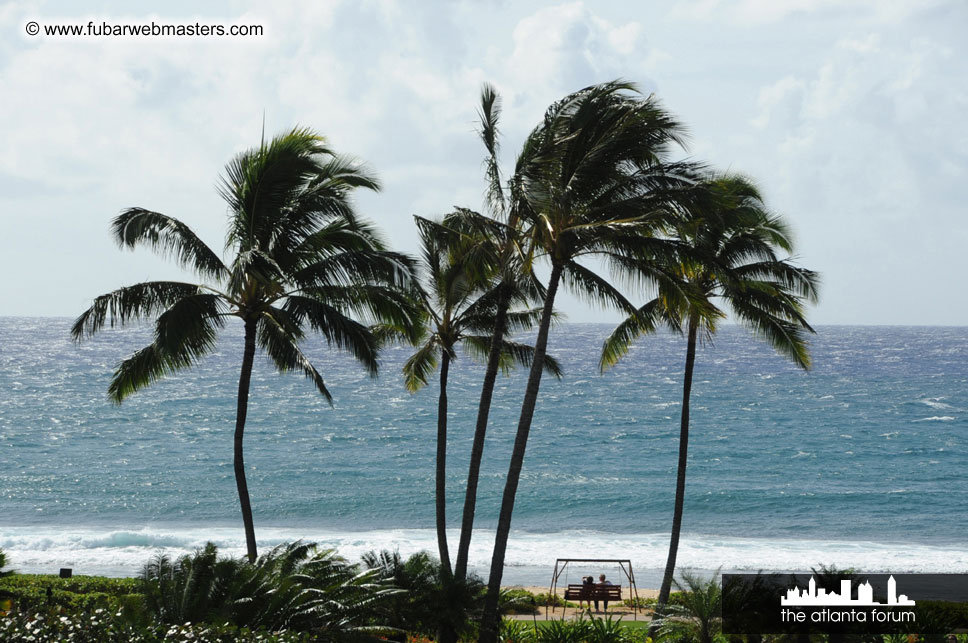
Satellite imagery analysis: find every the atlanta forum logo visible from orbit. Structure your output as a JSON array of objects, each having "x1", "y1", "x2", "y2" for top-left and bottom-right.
[{"x1": 780, "y1": 575, "x2": 916, "y2": 624}]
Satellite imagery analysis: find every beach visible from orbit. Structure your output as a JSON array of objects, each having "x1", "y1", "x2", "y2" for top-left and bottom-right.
[{"x1": 504, "y1": 586, "x2": 660, "y2": 621}]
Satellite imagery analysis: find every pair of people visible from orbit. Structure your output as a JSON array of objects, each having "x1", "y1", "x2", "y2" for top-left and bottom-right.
[{"x1": 578, "y1": 573, "x2": 613, "y2": 612}]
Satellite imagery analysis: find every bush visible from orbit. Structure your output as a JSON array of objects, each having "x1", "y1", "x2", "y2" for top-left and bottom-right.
[
  {"x1": 622, "y1": 596, "x2": 656, "y2": 610},
  {"x1": 0, "y1": 608, "x2": 313, "y2": 642},
  {"x1": 362, "y1": 549, "x2": 486, "y2": 641},
  {"x1": 142, "y1": 541, "x2": 395, "y2": 639},
  {"x1": 499, "y1": 616, "x2": 649, "y2": 643},
  {"x1": 532, "y1": 593, "x2": 577, "y2": 609},
  {"x1": 501, "y1": 588, "x2": 541, "y2": 615},
  {"x1": 0, "y1": 549, "x2": 13, "y2": 579},
  {"x1": 500, "y1": 617, "x2": 537, "y2": 642},
  {"x1": 0, "y1": 573, "x2": 141, "y2": 614},
  {"x1": 654, "y1": 571, "x2": 722, "y2": 643}
]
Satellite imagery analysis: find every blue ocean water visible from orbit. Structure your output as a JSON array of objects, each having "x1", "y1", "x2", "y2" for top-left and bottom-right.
[{"x1": 1, "y1": 319, "x2": 966, "y2": 583}]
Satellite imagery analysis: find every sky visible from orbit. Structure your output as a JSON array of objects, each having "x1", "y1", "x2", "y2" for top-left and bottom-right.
[{"x1": 1, "y1": 0, "x2": 965, "y2": 325}]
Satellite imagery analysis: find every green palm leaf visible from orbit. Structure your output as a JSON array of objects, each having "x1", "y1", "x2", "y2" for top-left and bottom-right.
[{"x1": 111, "y1": 209, "x2": 228, "y2": 280}]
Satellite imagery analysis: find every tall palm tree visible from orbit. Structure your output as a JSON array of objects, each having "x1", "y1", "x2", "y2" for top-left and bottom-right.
[
  {"x1": 72, "y1": 127, "x2": 418, "y2": 562},
  {"x1": 449, "y1": 84, "x2": 547, "y2": 583},
  {"x1": 405, "y1": 215, "x2": 561, "y2": 580},
  {"x1": 600, "y1": 174, "x2": 819, "y2": 634},
  {"x1": 478, "y1": 81, "x2": 696, "y2": 642}
]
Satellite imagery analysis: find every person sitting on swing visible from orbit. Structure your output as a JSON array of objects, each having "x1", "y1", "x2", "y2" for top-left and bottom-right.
[
  {"x1": 579, "y1": 575, "x2": 594, "y2": 610},
  {"x1": 594, "y1": 573, "x2": 613, "y2": 613}
]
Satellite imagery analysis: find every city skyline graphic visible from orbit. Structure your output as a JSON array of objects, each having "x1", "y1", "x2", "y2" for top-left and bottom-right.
[{"x1": 781, "y1": 576, "x2": 915, "y2": 607}]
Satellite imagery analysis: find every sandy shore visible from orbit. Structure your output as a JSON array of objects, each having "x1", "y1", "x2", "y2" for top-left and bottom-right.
[{"x1": 504, "y1": 585, "x2": 658, "y2": 621}]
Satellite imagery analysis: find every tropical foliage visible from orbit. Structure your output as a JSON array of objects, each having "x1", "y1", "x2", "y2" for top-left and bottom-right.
[
  {"x1": 405, "y1": 214, "x2": 561, "y2": 581},
  {"x1": 72, "y1": 128, "x2": 418, "y2": 561},
  {"x1": 0, "y1": 549, "x2": 12, "y2": 579},
  {"x1": 652, "y1": 571, "x2": 723, "y2": 643},
  {"x1": 362, "y1": 549, "x2": 486, "y2": 642},
  {"x1": 141, "y1": 541, "x2": 395, "y2": 639},
  {"x1": 600, "y1": 174, "x2": 819, "y2": 625},
  {"x1": 478, "y1": 80, "x2": 700, "y2": 642},
  {"x1": 447, "y1": 84, "x2": 554, "y2": 586},
  {"x1": 46, "y1": 79, "x2": 832, "y2": 642},
  {"x1": 0, "y1": 610, "x2": 314, "y2": 643},
  {"x1": 498, "y1": 614, "x2": 648, "y2": 643}
]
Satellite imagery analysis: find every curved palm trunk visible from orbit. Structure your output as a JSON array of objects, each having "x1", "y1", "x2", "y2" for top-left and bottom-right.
[
  {"x1": 479, "y1": 264, "x2": 563, "y2": 643},
  {"x1": 436, "y1": 350, "x2": 453, "y2": 576},
  {"x1": 454, "y1": 282, "x2": 511, "y2": 580},
  {"x1": 435, "y1": 351, "x2": 460, "y2": 643},
  {"x1": 235, "y1": 318, "x2": 259, "y2": 563},
  {"x1": 650, "y1": 316, "x2": 699, "y2": 636}
]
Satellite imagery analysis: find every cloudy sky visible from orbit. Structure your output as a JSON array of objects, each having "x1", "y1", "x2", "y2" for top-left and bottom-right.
[{"x1": 1, "y1": 0, "x2": 965, "y2": 324}]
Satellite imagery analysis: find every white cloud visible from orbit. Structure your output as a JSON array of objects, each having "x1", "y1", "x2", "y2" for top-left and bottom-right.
[
  {"x1": 669, "y1": 0, "x2": 951, "y2": 25},
  {"x1": 0, "y1": 0, "x2": 964, "y2": 323}
]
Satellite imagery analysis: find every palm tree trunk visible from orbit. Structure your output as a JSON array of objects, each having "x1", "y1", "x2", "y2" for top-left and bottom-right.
[
  {"x1": 436, "y1": 351, "x2": 459, "y2": 643},
  {"x1": 650, "y1": 316, "x2": 699, "y2": 636},
  {"x1": 436, "y1": 350, "x2": 453, "y2": 576},
  {"x1": 455, "y1": 282, "x2": 511, "y2": 580},
  {"x1": 479, "y1": 263, "x2": 562, "y2": 643},
  {"x1": 235, "y1": 318, "x2": 259, "y2": 563}
]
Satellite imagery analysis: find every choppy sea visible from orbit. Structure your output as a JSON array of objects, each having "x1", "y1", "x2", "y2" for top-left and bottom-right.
[{"x1": 1, "y1": 319, "x2": 965, "y2": 586}]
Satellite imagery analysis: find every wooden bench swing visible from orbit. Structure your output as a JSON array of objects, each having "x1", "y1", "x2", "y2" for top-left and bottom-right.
[{"x1": 548, "y1": 558, "x2": 642, "y2": 620}]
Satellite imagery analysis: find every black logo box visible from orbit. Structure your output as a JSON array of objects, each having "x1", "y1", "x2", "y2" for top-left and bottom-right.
[{"x1": 722, "y1": 573, "x2": 968, "y2": 635}]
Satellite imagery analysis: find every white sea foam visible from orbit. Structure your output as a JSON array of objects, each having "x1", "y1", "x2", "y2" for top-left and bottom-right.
[
  {"x1": 913, "y1": 416, "x2": 955, "y2": 422},
  {"x1": 3, "y1": 526, "x2": 966, "y2": 582}
]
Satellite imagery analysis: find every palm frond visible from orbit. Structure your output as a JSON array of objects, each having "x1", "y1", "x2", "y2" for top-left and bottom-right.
[
  {"x1": 599, "y1": 298, "x2": 678, "y2": 371},
  {"x1": 111, "y1": 209, "x2": 228, "y2": 280},
  {"x1": 71, "y1": 281, "x2": 206, "y2": 340},
  {"x1": 282, "y1": 295, "x2": 380, "y2": 376},
  {"x1": 258, "y1": 309, "x2": 334, "y2": 404},
  {"x1": 561, "y1": 260, "x2": 637, "y2": 315},
  {"x1": 402, "y1": 338, "x2": 440, "y2": 393},
  {"x1": 106, "y1": 294, "x2": 225, "y2": 403},
  {"x1": 478, "y1": 83, "x2": 506, "y2": 219},
  {"x1": 462, "y1": 335, "x2": 563, "y2": 379}
]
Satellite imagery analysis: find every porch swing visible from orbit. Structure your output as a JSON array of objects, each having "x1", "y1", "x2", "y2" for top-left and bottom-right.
[{"x1": 547, "y1": 558, "x2": 642, "y2": 619}]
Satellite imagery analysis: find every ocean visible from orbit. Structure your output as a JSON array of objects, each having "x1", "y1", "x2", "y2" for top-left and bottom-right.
[{"x1": 1, "y1": 319, "x2": 966, "y2": 587}]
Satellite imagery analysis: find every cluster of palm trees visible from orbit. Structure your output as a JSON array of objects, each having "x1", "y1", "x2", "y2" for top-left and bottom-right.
[{"x1": 73, "y1": 79, "x2": 817, "y2": 641}]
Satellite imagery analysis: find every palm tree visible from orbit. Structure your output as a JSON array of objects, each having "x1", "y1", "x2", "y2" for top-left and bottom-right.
[
  {"x1": 449, "y1": 84, "x2": 550, "y2": 583},
  {"x1": 600, "y1": 174, "x2": 819, "y2": 634},
  {"x1": 477, "y1": 81, "x2": 696, "y2": 643},
  {"x1": 72, "y1": 127, "x2": 418, "y2": 562},
  {"x1": 405, "y1": 215, "x2": 561, "y2": 582}
]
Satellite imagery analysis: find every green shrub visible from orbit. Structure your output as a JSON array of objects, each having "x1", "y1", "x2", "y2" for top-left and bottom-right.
[
  {"x1": 362, "y1": 549, "x2": 485, "y2": 641},
  {"x1": 587, "y1": 615, "x2": 638, "y2": 643},
  {"x1": 654, "y1": 571, "x2": 722, "y2": 643},
  {"x1": 532, "y1": 592, "x2": 577, "y2": 609},
  {"x1": 0, "y1": 573, "x2": 142, "y2": 614},
  {"x1": 0, "y1": 549, "x2": 13, "y2": 579},
  {"x1": 500, "y1": 617, "x2": 537, "y2": 642},
  {"x1": 536, "y1": 617, "x2": 594, "y2": 643},
  {"x1": 915, "y1": 600, "x2": 968, "y2": 631},
  {"x1": 0, "y1": 608, "x2": 313, "y2": 642},
  {"x1": 622, "y1": 596, "x2": 656, "y2": 609},
  {"x1": 141, "y1": 541, "x2": 395, "y2": 639},
  {"x1": 501, "y1": 588, "x2": 541, "y2": 615}
]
